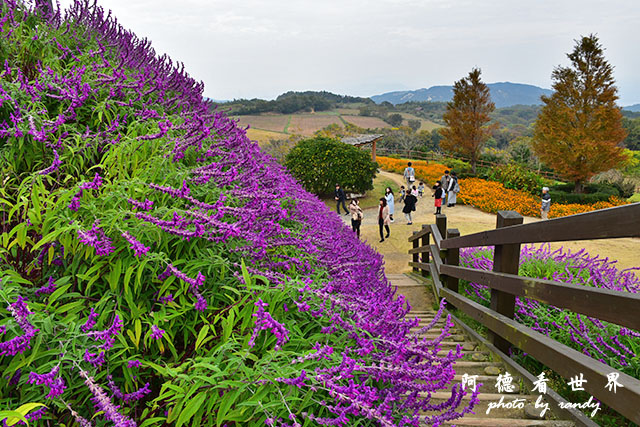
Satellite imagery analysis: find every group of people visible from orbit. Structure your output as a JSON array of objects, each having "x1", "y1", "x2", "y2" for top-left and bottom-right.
[
  {"x1": 334, "y1": 163, "x2": 463, "y2": 243},
  {"x1": 335, "y1": 161, "x2": 553, "y2": 244}
]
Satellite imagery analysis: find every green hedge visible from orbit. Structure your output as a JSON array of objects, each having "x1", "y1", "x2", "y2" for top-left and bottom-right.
[{"x1": 550, "y1": 183, "x2": 620, "y2": 204}]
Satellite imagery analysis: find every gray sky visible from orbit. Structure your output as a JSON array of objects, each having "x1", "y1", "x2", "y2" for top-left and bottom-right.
[{"x1": 59, "y1": 0, "x2": 640, "y2": 105}]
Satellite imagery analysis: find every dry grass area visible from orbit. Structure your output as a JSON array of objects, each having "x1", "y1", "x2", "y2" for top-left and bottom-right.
[
  {"x1": 335, "y1": 108, "x2": 360, "y2": 115},
  {"x1": 342, "y1": 115, "x2": 391, "y2": 129},
  {"x1": 288, "y1": 115, "x2": 344, "y2": 135},
  {"x1": 344, "y1": 171, "x2": 640, "y2": 275},
  {"x1": 399, "y1": 112, "x2": 442, "y2": 132},
  {"x1": 246, "y1": 128, "x2": 288, "y2": 145},
  {"x1": 232, "y1": 115, "x2": 289, "y2": 132}
]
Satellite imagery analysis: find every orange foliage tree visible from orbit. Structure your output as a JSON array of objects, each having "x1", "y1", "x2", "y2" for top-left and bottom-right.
[
  {"x1": 533, "y1": 34, "x2": 628, "y2": 193},
  {"x1": 440, "y1": 68, "x2": 497, "y2": 174}
]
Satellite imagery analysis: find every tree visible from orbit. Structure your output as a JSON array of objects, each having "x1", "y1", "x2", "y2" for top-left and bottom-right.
[
  {"x1": 284, "y1": 136, "x2": 377, "y2": 195},
  {"x1": 407, "y1": 119, "x2": 422, "y2": 132},
  {"x1": 440, "y1": 68, "x2": 497, "y2": 173},
  {"x1": 532, "y1": 35, "x2": 627, "y2": 192},
  {"x1": 386, "y1": 113, "x2": 403, "y2": 127}
]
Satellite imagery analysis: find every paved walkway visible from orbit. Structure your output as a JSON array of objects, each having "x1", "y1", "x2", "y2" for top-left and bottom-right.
[{"x1": 389, "y1": 273, "x2": 576, "y2": 426}]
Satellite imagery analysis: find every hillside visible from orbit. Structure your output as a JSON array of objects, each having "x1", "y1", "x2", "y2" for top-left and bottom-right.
[
  {"x1": 0, "y1": 2, "x2": 472, "y2": 425},
  {"x1": 371, "y1": 82, "x2": 553, "y2": 108},
  {"x1": 624, "y1": 103, "x2": 640, "y2": 112}
]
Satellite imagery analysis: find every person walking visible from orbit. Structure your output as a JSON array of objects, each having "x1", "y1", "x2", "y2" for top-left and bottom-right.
[
  {"x1": 403, "y1": 162, "x2": 416, "y2": 188},
  {"x1": 417, "y1": 182, "x2": 425, "y2": 198},
  {"x1": 349, "y1": 199, "x2": 364, "y2": 237},
  {"x1": 402, "y1": 191, "x2": 417, "y2": 225},
  {"x1": 385, "y1": 187, "x2": 395, "y2": 222},
  {"x1": 446, "y1": 172, "x2": 459, "y2": 207},
  {"x1": 378, "y1": 198, "x2": 391, "y2": 242},
  {"x1": 432, "y1": 181, "x2": 444, "y2": 214},
  {"x1": 441, "y1": 170, "x2": 451, "y2": 206},
  {"x1": 541, "y1": 187, "x2": 551, "y2": 220},
  {"x1": 334, "y1": 183, "x2": 348, "y2": 215},
  {"x1": 411, "y1": 185, "x2": 419, "y2": 197}
]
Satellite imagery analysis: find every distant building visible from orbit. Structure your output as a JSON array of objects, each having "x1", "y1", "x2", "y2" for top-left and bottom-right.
[{"x1": 341, "y1": 134, "x2": 383, "y2": 161}]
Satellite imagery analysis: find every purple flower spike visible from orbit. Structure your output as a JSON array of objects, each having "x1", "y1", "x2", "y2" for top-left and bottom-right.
[
  {"x1": 39, "y1": 149, "x2": 61, "y2": 175},
  {"x1": 150, "y1": 325, "x2": 165, "y2": 340},
  {"x1": 121, "y1": 231, "x2": 150, "y2": 257}
]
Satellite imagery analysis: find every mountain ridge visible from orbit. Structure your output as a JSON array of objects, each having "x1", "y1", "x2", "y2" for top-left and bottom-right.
[{"x1": 371, "y1": 82, "x2": 553, "y2": 108}]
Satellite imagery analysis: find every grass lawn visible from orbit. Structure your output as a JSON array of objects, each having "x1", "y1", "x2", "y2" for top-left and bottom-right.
[{"x1": 321, "y1": 174, "x2": 397, "y2": 211}]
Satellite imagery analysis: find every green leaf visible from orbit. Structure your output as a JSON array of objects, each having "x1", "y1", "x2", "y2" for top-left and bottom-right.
[
  {"x1": 217, "y1": 389, "x2": 239, "y2": 426},
  {"x1": 195, "y1": 325, "x2": 209, "y2": 351},
  {"x1": 176, "y1": 391, "x2": 207, "y2": 427}
]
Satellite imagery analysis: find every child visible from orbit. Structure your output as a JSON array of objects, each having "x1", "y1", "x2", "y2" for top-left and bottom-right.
[
  {"x1": 418, "y1": 182, "x2": 425, "y2": 198},
  {"x1": 411, "y1": 185, "x2": 419, "y2": 197},
  {"x1": 432, "y1": 181, "x2": 443, "y2": 215},
  {"x1": 399, "y1": 186, "x2": 406, "y2": 203}
]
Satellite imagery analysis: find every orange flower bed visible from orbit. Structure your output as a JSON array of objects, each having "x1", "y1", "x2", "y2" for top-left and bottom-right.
[
  {"x1": 456, "y1": 178, "x2": 540, "y2": 217},
  {"x1": 377, "y1": 158, "x2": 629, "y2": 219},
  {"x1": 549, "y1": 197, "x2": 628, "y2": 218},
  {"x1": 377, "y1": 157, "x2": 447, "y2": 186}
]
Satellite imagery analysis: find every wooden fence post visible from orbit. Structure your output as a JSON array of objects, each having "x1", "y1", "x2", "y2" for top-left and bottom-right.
[
  {"x1": 412, "y1": 231, "x2": 419, "y2": 273},
  {"x1": 489, "y1": 210, "x2": 523, "y2": 354},
  {"x1": 421, "y1": 224, "x2": 430, "y2": 277},
  {"x1": 435, "y1": 214, "x2": 446, "y2": 241},
  {"x1": 445, "y1": 229, "x2": 460, "y2": 293}
]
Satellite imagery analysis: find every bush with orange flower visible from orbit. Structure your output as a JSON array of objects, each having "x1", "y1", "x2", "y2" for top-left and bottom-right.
[{"x1": 377, "y1": 157, "x2": 448, "y2": 186}]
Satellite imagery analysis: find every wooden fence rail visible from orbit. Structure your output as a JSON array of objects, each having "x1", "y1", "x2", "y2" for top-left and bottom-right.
[{"x1": 407, "y1": 203, "x2": 640, "y2": 424}]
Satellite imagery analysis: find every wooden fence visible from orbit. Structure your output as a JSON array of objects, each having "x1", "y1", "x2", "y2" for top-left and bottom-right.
[
  {"x1": 377, "y1": 147, "x2": 563, "y2": 181},
  {"x1": 408, "y1": 203, "x2": 640, "y2": 424}
]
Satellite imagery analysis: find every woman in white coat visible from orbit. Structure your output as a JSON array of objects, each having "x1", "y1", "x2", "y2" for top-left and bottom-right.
[{"x1": 385, "y1": 187, "x2": 395, "y2": 222}]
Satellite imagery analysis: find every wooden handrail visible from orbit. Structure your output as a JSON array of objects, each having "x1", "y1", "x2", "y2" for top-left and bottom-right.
[
  {"x1": 441, "y1": 204, "x2": 640, "y2": 249},
  {"x1": 407, "y1": 227, "x2": 430, "y2": 242},
  {"x1": 440, "y1": 287, "x2": 640, "y2": 424},
  {"x1": 430, "y1": 224, "x2": 443, "y2": 249},
  {"x1": 440, "y1": 264, "x2": 640, "y2": 331}
]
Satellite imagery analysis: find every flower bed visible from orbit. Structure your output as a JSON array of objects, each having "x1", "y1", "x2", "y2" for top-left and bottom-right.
[
  {"x1": 377, "y1": 156, "x2": 448, "y2": 186},
  {"x1": 0, "y1": 3, "x2": 476, "y2": 426},
  {"x1": 378, "y1": 159, "x2": 629, "y2": 218}
]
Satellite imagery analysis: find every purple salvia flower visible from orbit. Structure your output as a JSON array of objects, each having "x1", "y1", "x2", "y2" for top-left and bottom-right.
[
  {"x1": 248, "y1": 299, "x2": 289, "y2": 351},
  {"x1": 39, "y1": 149, "x2": 61, "y2": 175},
  {"x1": 150, "y1": 325, "x2": 164, "y2": 340},
  {"x1": 35, "y1": 276, "x2": 57, "y2": 296},
  {"x1": 84, "y1": 350, "x2": 106, "y2": 368},
  {"x1": 121, "y1": 231, "x2": 150, "y2": 257},
  {"x1": 28, "y1": 365, "x2": 66, "y2": 398},
  {"x1": 81, "y1": 308, "x2": 98, "y2": 332},
  {"x1": 79, "y1": 369, "x2": 136, "y2": 427},
  {"x1": 127, "y1": 198, "x2": 153, "y2": 211},
  {"x1": 127, "y1": 359, "x2": 141, "y2": 368}
]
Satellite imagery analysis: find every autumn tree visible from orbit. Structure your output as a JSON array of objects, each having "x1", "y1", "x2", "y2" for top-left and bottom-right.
[
  {"x1": 532, "y1": 34, "x2": 627, "y2": 192},
  {"x1": 440, "y1": 68, "x2": 497, "y2": 173}
]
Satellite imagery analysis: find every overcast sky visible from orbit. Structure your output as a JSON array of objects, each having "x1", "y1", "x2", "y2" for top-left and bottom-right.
[{"x1": 59, "y1": 0, "x2": 640, "y2": 105}]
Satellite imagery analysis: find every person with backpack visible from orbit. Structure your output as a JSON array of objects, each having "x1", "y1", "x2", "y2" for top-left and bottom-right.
[
  {"x1": 402, "y1": 191, "x2": 417, "y2": 225},
  {"x1": 334, "y1": 183, "x2": 348, "y2": 215},
  {"x1": 403, "y1": 162, "x2": 416, "y2": 188},
  {"x1": 446, "y1": 172, "x2": 459, "y2": 207},
  {"x1": 349, "y1": 199, "x2": 364, "y2": 237}
]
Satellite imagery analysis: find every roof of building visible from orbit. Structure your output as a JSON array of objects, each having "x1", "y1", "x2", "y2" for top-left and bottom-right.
[{"x1": 341, "y1": 134, "x2": 384, "y2": 146}]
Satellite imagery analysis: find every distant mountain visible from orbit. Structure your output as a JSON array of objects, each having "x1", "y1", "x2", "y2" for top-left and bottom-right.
[
  {"x1": 371, "y1": 82, "x2": 553, "y2": 108},
  {"x1": 624, "y1": 104, "x2": 640, "y2": 112}
]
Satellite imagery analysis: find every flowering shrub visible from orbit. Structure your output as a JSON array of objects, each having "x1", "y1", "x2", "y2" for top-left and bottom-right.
[
  {"x1": 456, "y1": 178, "x2": 541, "y2": 216},
  {"x1": 459, "y1": 245, "x2": 640, "y2": 379},
  {"x1": 448, "y1": 178, "x2": 627, "y2": 218},
  {"x1": 376, "y1": 156, "x2": 448, "y2": 186},
  {"x1": 0, "y1": 2, "x2": 476, "y2": 425}
]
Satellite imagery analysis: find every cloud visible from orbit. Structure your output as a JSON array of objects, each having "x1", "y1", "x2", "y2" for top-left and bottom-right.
[{"x1": 57, "y1": 0, "x2": 640, "y2": 103}]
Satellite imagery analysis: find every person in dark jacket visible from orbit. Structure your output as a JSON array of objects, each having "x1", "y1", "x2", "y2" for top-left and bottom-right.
[
  {"x1": 433, "y1": 181, "x2": 443, "y2": 214},
  {"x1": 402, "y1": 192, "x2": 417, "y2": 225},
  {"x1": 334, "y1": 184, "x2": 348, "y2": 215}
]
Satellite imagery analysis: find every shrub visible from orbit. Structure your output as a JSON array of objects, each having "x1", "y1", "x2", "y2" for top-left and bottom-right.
[
  {"x1": 441, "y1": 158, "x2": 473, "y2": 175},
  {"x1": 0, "y1": 3, "x2": 474, "y2": 425},
  {"x1": 284, "y1": 136, "x2": 378, "y2": 195},
  {"x1": 482, "y1": 162, "x2": 551, "y2": 195},
  {"x1": 550, "y1": 182, "x2": 620, "y2": 204},
  {"x1": 459, "y1": 244, "x2": 640, "y2": 380}
]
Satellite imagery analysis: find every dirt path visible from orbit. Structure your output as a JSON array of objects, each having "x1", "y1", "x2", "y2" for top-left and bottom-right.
[{"x1": 346, "y1": 171, "x2": 640, "y2": 274}]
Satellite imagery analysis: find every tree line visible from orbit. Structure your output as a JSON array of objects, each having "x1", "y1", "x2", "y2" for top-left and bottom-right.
[{"x1": 219, "y1": 91, "x2": 372, "y2": 115}]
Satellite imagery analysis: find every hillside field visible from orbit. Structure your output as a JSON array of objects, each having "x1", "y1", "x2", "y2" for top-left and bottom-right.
[{"x1": 233, "y1": 110, "x2": 441, "y2": 144}]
